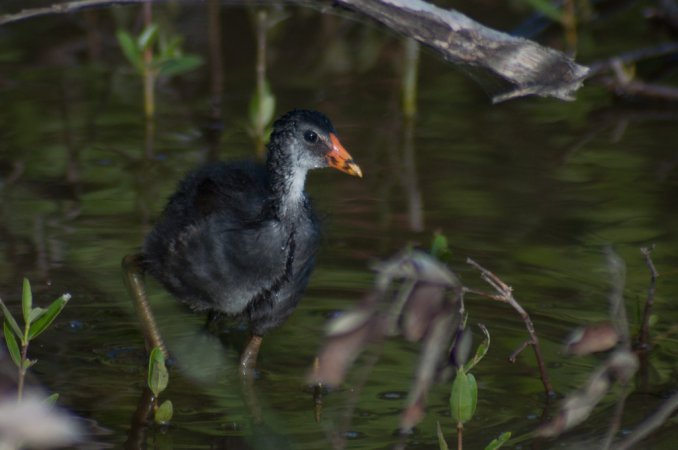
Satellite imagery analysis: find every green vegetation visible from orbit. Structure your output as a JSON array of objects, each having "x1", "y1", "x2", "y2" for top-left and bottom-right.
[
  {"x1": 0, "y1": 278, "x2": 70, "y2": 402},
  {"x1": 117, "y1": 23, "x2": 203, "y2": 118},
  {"x1": 148, "y1": 346, "x2": 173, "y2": 424}
]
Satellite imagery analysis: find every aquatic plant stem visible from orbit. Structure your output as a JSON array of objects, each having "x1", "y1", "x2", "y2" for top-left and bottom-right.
[
  {"x1": 465, "y1": 258, "x2": 554, "y2": 396},
  {"x1": 254, "y1": 9, "x2": 268, "y2": 158},
  {"x1": 638, "y1": 246, "x2": 658, "y2": 349},
  {"x1": 142, "y1": 2, "x2": 155, "y2": 120},
  {"x1": 17, "y1": 341, "x2": 29, "y2": 402},
  {"x1": 457, "y1": 423, "x2": 463, "y2": 450}
]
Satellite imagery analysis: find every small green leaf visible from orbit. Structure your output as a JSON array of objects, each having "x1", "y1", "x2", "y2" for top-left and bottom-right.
[
  {"x1": 116, "y1": 30, "x2": 143, "y2": 71},
  {"x1": 450, "y1": 369, "x2": 477, "y2": 424},
  {"x1": 484, "y1": 431, "x2": 512, "y2": 450},
  {"x1": 28, "y1": 307, "x2": 46, "y2": 324},
  {"x1": 155, "y1": 399, "x2": 173, "y2": 424},
  {"x1": 148, "y1": 347, "x2": 169, "y2": 397},
  {"x1": 0, "y1": 299, "x2": 22, "y2": 339},
  {"x1": 3, "y1": 321, "x2": 21, "y2": 368},
  {"x1": 23, "y1": 358, "x2": 37, "y2": 370},
  {"x1": 21, "y1": 278, "x2": 32, "y2": 324},
  {"x1": 44, "y1": 393, "x2": 59, "y2": 406},
  {"x1": 436, "y1": 421, "x2": 450, "y2": 450},
  {"x1": 464, "y1": 324, "x2": 490, "y2": 373},
  {"x1": 156, "y1": 55, "x2": 203, "y2": 78},
  {"x1": 523, "y1": 0, "x2": 563, "y2": 21},
  {"x1": 249, "y1": 79, "x2": 276, "y2": 130},
  {"x1": 430, "y1": 232, "x2": 451, "y2": 261},
  {"x1": 137, "y1": 23, "x2": 159, "y2": 52},
  {"x1": 28, "y1": 294, "x2": 70, "y2": 340}
]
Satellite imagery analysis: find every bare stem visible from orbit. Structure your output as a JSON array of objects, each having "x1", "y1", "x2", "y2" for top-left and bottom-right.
[
  {"x1": 17, "y1": 342, "x2": 29, "y2": 403},
  {"x1": 638, "y1": 246, "x2": 658, "y2": 350},
  {"x1": 466, "y1": 258, "x2": 554, "y2": 395},
  {"x1": 457, "y1": 422, "x2": 463, "y2": 450},
  {"x1": 614, "y1": 391, "x2": 678, "y2": 450}
]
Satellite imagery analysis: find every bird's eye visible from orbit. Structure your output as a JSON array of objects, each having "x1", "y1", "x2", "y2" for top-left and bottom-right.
[{"x1": 303, "y1": 130, "x2": 318, "y2": 143}]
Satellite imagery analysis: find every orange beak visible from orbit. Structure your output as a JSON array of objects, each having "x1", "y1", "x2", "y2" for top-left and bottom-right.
[{"x1": 326, "y1": 133, "x2": 363, "y2": 178}]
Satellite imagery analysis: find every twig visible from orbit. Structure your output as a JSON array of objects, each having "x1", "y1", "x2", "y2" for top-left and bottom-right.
[
  {"x1": 466, "y1": 258, "x2": 554, "y2": 396},
  {"x1": 638, "y1": 246, "x2": 659, "y2": 350},
  {"x1": 509, "y1": 340, "x2": 531, "y2": 363},
  {"x1": 0, "y1": 0, "x2": 154, "y2": 26},
  {"x1": 613, "y1": 391, "x2": 678, "y2": 450},
  {"x1": 588, "y1": 42, "x2": 678, "y2": 77},
  {"x1": 601, "y1": 383, "x2": 631, "y2": 450}
]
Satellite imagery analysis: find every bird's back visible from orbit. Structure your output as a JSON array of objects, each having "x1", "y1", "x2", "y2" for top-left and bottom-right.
[{"x1": 143, "y1": 161, "x2": 320, "y2": 331}]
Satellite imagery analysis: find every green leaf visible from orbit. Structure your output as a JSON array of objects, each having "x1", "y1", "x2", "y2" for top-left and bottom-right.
[
  {"x1": 484, "y1": 431, "x2": 512, "y2": 450},
  {"x1": 116, "y1": 30, "x2": 143, "y2": 71},
  {"x1": 148, "y1": 347, "x2": 169, "y2": 397},
  {"x1": 430, "y1": 232, "x2": 451, "y2": 261},
  {"x1": 155, "y1": 399, "x2": 173, "y2": 424},
  {"x1": 0, "y1": 298, "x2": 22, "y2": 339},
  {"x1": 44, "y1": 393, "x2": 59, "y2": 406},
  {"x1": 27, "y1": 294, "x2": 70, "y2": 340},
  {"x1": 137, "y1": 23, "x2": 159, "y2": 52},
  {"x1": 156, "y1": 55, "x2": 203, "y2": 78},
  {"x1": 23, "y1": 358, "x2": 37, "y2": 370},
  {"x1": 3, "y1": 321, "x2": 21, "y2": 368},
  {"x1": 464, "y1": 324, "x2": 490, "y2": 373},
  {"x1": 450, "y1": 369, "x2": 477, "y2": 424},
  {"x1": 28, "y1": 307, "x2": 46, "y2": 324},
  {"x1": 523, "y1": 0, "x2": 563, "y2": 21},
  {"x1": 436, "y1": 421, "x2": 450, "y2": 450},
  {"x1": 21, "y1": 278, "x2": 32, "y2": 325},
  {"x1": 249, "y1": 79, "x2": 276, "y2": 130}
]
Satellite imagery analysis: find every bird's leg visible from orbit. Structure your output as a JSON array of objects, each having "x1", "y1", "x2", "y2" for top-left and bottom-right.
[
  {"x1": 239, "y1": 335, "x2": 264, "y2": 423},
  {"x1": 239, "y1": 335, "x2": 263, "y2": 379},
  {"x1": 122, "y1": 254, "x2": 168, "y2": 357}
]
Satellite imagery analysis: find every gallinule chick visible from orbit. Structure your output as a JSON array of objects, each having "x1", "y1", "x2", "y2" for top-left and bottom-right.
[{"x1": 125, "y1": 109, "x2": 362, "y2": 374}]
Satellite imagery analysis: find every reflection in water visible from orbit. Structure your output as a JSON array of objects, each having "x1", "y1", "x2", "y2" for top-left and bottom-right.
[{"x1": 2, "y1": 2, "x2": 678, "y2": 449}]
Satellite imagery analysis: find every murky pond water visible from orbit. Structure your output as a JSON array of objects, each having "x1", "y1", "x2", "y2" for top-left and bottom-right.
[{"x1": 1, "y1": 2, "x2": 678, "y2": 449}]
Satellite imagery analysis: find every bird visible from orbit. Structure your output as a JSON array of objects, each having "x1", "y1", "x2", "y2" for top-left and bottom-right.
[{"x1": 127, "y1": 109, "x2": 362, "y2": 375}]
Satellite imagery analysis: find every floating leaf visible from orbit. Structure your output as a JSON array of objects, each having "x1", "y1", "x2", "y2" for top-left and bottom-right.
[
  {"x1": 157, "y1": 55, "x2": 203, "y2": 78},
  {"x1": 148, "y1": 347, "x2": 169, "y2": 397},
  {"x1": 464, "y1": 324, "x2": 490, "y2": 373},
  {"x1": 116, "y1": 30, "x2": 143, "y2": 71},
  {"x1": 28, "y1": 294, "x2": 70, "y2": 340},
  {"x1": 3, "y1": 321, "x2": 21, "y2": 368},
  {"x1": 450, "y1": 369, "x2": 477, "y2": 424},
  {"x1": 485, "y1": 431, "x2": 511, "y2": 450},
  {"x1": 137, "y1": 23, "x2": 159, "y2": 52},
  {"x1": 436, "y1": 421, "x2": 450, "y2": 450},
  {"x1": 155, "y1": 399, "x2": 173, "y2": 424},
  {"x1": 0, "y1": 298, "x2": 22, "y2": 339},
  {"x1": 22, "y1": 278, "x2": 32, "y2": 325}
]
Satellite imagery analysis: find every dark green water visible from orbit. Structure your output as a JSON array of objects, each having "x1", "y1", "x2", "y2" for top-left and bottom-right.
[{"x1": 1, "y1": 2, "x2": 678, "y2": 449}]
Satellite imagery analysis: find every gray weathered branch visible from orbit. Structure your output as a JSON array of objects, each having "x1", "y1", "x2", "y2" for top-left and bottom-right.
[
  {"x1": 1, "y1": 0, "x2": 590, "y2": 102},
  {"x1": 336, "y1": 0, "x2": 589, "y2": 102}
]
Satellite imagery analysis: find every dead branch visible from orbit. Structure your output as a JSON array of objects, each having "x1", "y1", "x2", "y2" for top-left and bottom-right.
[
  {"x1": 588, "y1": 42, "x2": 678, "y2": 77},
  {"x1": 335, "y1": 0, "x2": 589, "y2": 102},
  {"x1": 0, "y1": 0, "x2": 589, "y2": 102},
  {"x1": 466, "y1": 257, "x2": 554, "y2": 396},
  {"x1": 0, "y1": 0, "x2": 152, "y2": 26}
]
